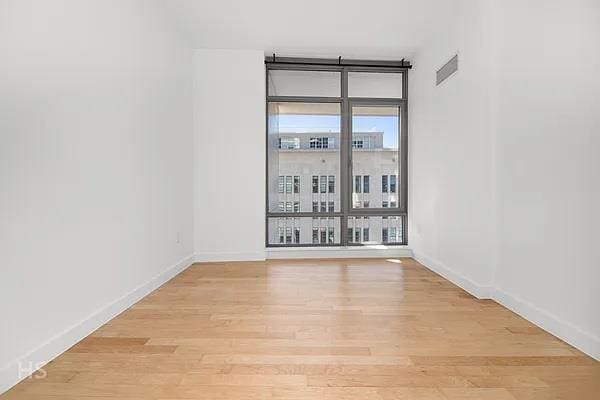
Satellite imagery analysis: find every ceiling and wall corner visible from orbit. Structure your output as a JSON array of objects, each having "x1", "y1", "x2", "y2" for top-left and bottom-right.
[{"x1": 162, "y1": 0, "x2": 457, "y2": 60}]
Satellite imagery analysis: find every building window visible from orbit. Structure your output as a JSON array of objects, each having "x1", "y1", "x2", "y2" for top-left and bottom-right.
[
  {"x1": 278, "y1": 137, "x2": 300, "y2": 149},
  {"x1": 320, "y1": 228, "x2": 327, "y2": 243},
  {"x1": 266, "y1": 58, "x2": 407, "y2": 246},
  {"x1": 390, "y1": 174, "x2": 397, "y2": 193},
  {"x1": 310, "y1": 137, "x2": 335, "y2": 149},
  {"x1": 352, "y1": 136, "x2": 372, "y2": 149},
  {"x1": 380, "y1": 175, "x2": 397, "y2": 195},
  {"x1": 320, "y1": 176, "x2": 327, "y2": 193},
  {"x1": 389, "y1": 227, "x2": 397, "y2": 242},
  {"x1": 382, "y1": 228, "x2": 389, "y2": 243},
  {"x1": 354, "y1": 175, "x2": 362, "y2": 193}
]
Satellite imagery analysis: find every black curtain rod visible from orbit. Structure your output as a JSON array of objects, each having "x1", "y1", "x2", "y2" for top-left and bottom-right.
[{"x1": 265, "y1": 56, "x2": 412, "y2": 69}]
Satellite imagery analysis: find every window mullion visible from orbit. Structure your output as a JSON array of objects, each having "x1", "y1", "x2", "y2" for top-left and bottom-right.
[{"x1": 340, "y1": 67, "x2": 350, "y2": 246}]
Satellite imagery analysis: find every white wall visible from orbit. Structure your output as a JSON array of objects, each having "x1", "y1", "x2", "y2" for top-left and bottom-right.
[
  {"x1": 409, "y1": 0, "x2": 496, "y2": 296},
  {"x1": 0, "y1": 0, "x2": 194, "y2": 391},
  {"x1": 410, "y1": 0, "x2": 600, "y2": 359},
  {"x1": 193, "y1": 49, "x2": 265, "y2": 261},
  {"x1": 493, "y1": 0, "x2": 600, "y2": 359},
  {"x1": 2, "y1": 5, "x2": 599, "y2": 394}
]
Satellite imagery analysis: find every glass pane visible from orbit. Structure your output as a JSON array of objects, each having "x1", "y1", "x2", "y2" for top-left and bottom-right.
[
  {"x1": 268, "y1": 102, "x2": 341, "y2": 213},
  {"x1": 351, "y1": 106, "x2": 400, "y2": 209},
  {"x1": 268, "y1": 69, "x2": 341, "y2": 97},
  {"x1": 348, "y1": 72, "x2": 403, "y2": 98},
  {"x1": 347, "y1": 216, "x2": 404, "y2": 244},
  {"x1": 268, "y1": 217, "x2": 341, "y2": 245}
]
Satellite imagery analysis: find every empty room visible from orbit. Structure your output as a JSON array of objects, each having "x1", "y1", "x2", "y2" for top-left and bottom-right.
[{"x1": 1, "y1": 0, "x2": 599, "y2": 399}]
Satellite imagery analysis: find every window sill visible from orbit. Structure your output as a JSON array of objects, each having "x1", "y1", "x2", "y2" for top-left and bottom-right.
[{"x1": 266, "y1": 245, "x2": 412, "y2": 259}]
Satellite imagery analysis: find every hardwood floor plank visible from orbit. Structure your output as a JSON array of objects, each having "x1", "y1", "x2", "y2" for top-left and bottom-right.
[
  {"x1": 307, "y1": 374, "x2": 475, "y2": 388},
  {"x1": 440, "y1": 387, "x2": 517, "y2": 400},
  {"x1": 200, "y1": 354, "x2": 413, "y2": 366},
  {"x1": 174, "y1": 344, "x2": 371, "y2": 356},
  {"x1": 69, "y1": 344, "x2": 178, "y2": 354},
  {"x1": 181, "y1": 373, "x2": 307, "y2": 386}
]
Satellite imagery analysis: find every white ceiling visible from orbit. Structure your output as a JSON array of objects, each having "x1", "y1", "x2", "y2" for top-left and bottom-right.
[{"x1": 162, "y1": 0, "x2": 456, "y2": 59}]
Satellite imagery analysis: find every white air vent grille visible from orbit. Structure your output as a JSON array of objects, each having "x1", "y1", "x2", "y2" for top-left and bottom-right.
[{"x1": 436, "y1": 54, "x2": 458, "y2": 85}]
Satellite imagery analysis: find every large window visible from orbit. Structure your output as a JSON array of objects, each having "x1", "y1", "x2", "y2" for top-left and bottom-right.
[{"x1": 266, "y1": 58, "x2": 408, "y2": 246}]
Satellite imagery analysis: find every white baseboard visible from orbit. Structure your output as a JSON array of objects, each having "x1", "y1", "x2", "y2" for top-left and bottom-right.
[
  {"x1": 412, "y1": 251, "x2": 492, "y2": 299},
  {"x1": 0, "y1": 254, "x2": 194, "y2": 395},
  {"x1": 492, "y1": 288, "x2": 600, "y2": 361},
  {"x1": 267, "y1": 246, "x2": 412, "y2": 260},
  {"x1": 194, "y1": 251, "x2": 266, "y2": 263},
  {"x1": 413, "y1": 251, "x2": 599, "y2": 361},
  {"x1": 194, "y1": 247, "x2": 412, "y2": 262}
]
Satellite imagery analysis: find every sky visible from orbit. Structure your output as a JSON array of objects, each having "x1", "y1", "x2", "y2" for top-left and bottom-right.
[{"x1": 277, "y1": 114, "x2": 399, "y2": 148}]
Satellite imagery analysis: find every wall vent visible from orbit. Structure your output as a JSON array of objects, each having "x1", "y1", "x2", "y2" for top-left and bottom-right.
[{"x1": 436, "y1": 54, "x2": 458, "y2": 86}]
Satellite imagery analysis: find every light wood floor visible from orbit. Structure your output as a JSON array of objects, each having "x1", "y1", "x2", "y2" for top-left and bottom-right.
[{"x1": 4, "y1": 258, "x2": 599, "y2": 399}]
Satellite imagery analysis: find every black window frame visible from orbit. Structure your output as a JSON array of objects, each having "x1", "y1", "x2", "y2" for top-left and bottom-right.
[{"x1": 266, "y1": 57, "x2": 409, "y2": 247}]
